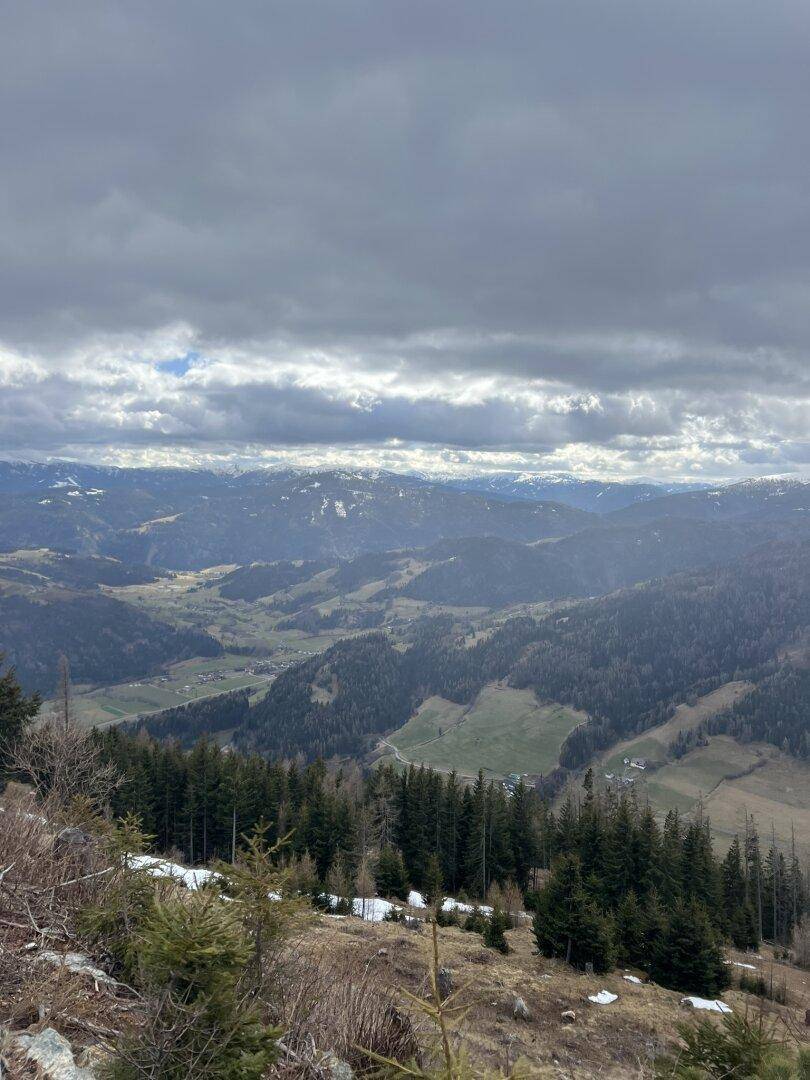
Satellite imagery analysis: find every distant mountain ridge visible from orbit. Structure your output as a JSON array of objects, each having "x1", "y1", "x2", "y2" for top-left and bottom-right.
[
  {"x1": 610, "y1": 476, "x2": 810, "y2": 524},
  {"x1": 430, "y1": 471, "x2": 711, "y2": 512},
  {"x1": 0, "y1": 466, "x2": 594, "y2": 569}
]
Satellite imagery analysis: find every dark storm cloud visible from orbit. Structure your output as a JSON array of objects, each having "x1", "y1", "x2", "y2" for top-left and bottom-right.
[{"x1": 1, "y1": 0, "x2": 809, "y2": 476}]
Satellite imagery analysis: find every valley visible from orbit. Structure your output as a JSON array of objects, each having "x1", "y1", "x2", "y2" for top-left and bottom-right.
[{"x1": 2, "y1": 463, "x2": 810, "y2": 857}]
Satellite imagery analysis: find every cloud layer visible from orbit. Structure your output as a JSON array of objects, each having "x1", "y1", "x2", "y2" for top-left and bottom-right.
[{"x1": 1, "y1": 1, "x2": 809, "y2": 479}]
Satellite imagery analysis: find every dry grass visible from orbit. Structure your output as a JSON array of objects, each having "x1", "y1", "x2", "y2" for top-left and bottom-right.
[
  {"x1": 0, "y1": 789, "x2": 144, "y2": 1064},
  {"x1": 269, "y1": 933, "x2": 424, "y2": 1077},
  {"x1": 279, "y1": 916, "x2": 810, "y2": 1079}
]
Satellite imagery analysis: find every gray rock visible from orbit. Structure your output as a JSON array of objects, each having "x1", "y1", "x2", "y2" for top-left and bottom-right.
[
  {"x1": 37, "y1": 951, "x2": 118, "y2": 987},
  {"x1": 561, "y1": 1010, "x2": 577, "y2": 1024},
  {"x1": 320, "y1": 1052, "x2": 355, "y2": 1080},
  {"x1": 53, "y1": 827, "x2": 95, "y2": 870},
  {"x1": 15, "y1": 1028, "x2": 96, "y2": 1079},
  {"x1": 512, "y1": 995, "x2": 531, "y2": 1021}
]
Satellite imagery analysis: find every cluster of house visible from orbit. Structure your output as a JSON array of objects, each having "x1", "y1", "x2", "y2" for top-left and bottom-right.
[{"x1": 604, "y1": 757, "x2": 648, "y2": 787}]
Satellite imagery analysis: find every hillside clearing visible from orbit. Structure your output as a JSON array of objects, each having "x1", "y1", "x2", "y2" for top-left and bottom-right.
[{"x1": 389, "y1": 684, "x2": 586, "y2": 779}]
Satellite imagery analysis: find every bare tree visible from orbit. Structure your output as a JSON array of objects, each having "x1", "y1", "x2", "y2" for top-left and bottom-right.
[
  {"x1": 7, "y1": 718, "x2": 120, "y2": 812},
  {"x1": 7, "y1": 656, "x2": 120, "y2": 813}
]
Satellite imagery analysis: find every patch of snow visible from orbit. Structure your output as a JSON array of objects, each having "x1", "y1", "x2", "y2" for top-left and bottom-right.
[
  {"x1": 588, "y1": 990, "x2": 618, "y2": 1005},
  {"x1": 733, "y1": 961, "x2": 757, "y2": 971},
  {"x1": 408, "y1": 891, "x2": 507, "y2": 916},
  {"x1": 326, "y1": 895, "x2": 399, "y2": 922},
  {"x1": 38, "y1": 498, "x2": 52, "y2": 505},
  {"x1": 334, "y1": 499, "x2": 347, "y2": 517},
  {"x1": 127, "y1": 854, "x2": 220, "y2": 891},
  {"x1": 622, "y1": 975, "x2": 643, "y2": 985},
  {"x1": 441, "y1": 897, "x2": 493, "y2": 915},
  {"x1": 681, "y1": 996, "x2": 732, "y2": 1013}
]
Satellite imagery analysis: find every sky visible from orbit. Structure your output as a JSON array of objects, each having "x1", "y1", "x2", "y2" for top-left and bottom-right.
[{"x1": 1, "y1": 1, "x2": 809, "y2": 481}]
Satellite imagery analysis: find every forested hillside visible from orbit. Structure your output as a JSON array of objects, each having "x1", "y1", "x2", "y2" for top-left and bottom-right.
[
  {"x1": 610, "y1": 477, "x2": 810, "y2": 525},
  {"x1": 391, "y1": 519, "x2": 795, "y2": 607},
  {"x1": 514, "y1": 540, "x2": 810, "y2": 767},
  {"x1": 0, "y1": 590, "x2": 221, "y2": 693},
  {"x1": 100, "y1": 723, "x2": 805, "y2": 959},
  {"x1": 0, "y1": 550, "x2": 161, "y2": 590},
  {"x1": 144, "y1": 541, "x2": 810, "y2": 778},
  {"x1": 236, "y1": 616, "x2": 540, "y2": 760},
  {"x1": 704, "y1": 665, "x2": 810, "y2": 759}
]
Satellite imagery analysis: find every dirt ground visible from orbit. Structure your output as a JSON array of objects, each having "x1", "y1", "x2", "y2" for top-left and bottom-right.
[{"x1": 300, "y1": 915, "x2": 810, "y2": 1079}]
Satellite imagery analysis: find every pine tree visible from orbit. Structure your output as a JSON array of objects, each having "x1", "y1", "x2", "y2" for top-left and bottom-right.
[
  {"x1": 532, "y1": 854, "x2": 616, "y2": 974},
  {"x1": 649, "y1": 900, "x2": 730, "y2": 997},
  {"x1": 377, "y1": 846, "x2": 410, "y2": 900},
  {"x1": 216, "y1": 820, "x2": 302, "y2": 988},
  {"x1": 423, "y1": 853, "x2": 444, "y2": 908},
  {"x1": 482, "y1": 906, "x2": 511, "y2": 953},
  {"x1": 615, "y1": 890, "x2": 647, "y2": 967},
  {"x1": 721, "y1": 837, "x2": 758, "y2": 949},
  {"x1": 0, "y1": 655, "x2": 40, "y2": 768}
]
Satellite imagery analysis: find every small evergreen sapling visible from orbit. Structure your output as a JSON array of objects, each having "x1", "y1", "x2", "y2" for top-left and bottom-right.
[
  {"x1": 108, "y1": 892, "x2": 279, "y2": 1079},
  {"x1": 482, "y1": 906, "x2": 511, "y2": 953}
]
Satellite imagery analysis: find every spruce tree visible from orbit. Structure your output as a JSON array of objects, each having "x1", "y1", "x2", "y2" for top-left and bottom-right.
[
  {"x1": 109, "y1": 893, "x2": 279, "y2": 1079},
  {"x1": 615, "y1": 889, "x2": 647, "y2": 967},
  {"x1": 377, "y1": 846, "x2": 410, "y2": 900},
  {"x1": 532, "y1": 854, "x2": 616, "y2": 974},
  {"x1": 649, "y1": 900, "x2": 730, "y2": 997},
  {"x1": 423, "y1": 853, "x2": 444, "y2": 908},
  {"x1": 0, "y1": 656, "x2": 40, "y2": 769},
  {"x1": 483, "y1": 906, "x2": 511, "y2": 953}
]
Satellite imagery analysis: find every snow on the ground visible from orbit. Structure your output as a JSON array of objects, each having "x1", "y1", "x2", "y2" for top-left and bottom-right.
[
  {"x1": 588, "y1": 990, "x2": 618, "y2": 1005},
  {"x1": 622, "y1": 975, "x2": 643, "y2": 985},
  {"x1": 326, "y1": 895, "x2": 399, "y2": 922},
  {"x1": 732, "y1": 961, "x2": 757, "y2": 971},
  {"x1": 37, "y1": 950, "x2": 118, "y2": 986},
  {"x1": 681, "y1": 997, "x2": 732, "y2": 1013},
  {"x1": 407, "y1": 890, "x2": 496, "y2": 916},
  {"x1": 442, "y1": 897, "x2": 492, "y2": 915},
  {"x1": 128, "y1": 854, "x2": 220, "y2": 891}
]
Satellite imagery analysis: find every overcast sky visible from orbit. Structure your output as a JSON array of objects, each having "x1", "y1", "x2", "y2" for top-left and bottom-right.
[{"x1": 1, "y1": 1, "x2": 809, "y2": 479}]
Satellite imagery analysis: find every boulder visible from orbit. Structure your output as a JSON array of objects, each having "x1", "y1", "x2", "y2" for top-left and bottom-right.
[
  {"x1": 561, "y1": 1010, "x2": 577, "y2": 1024},
  {"x1": 53, "y1": 827, "x2": 95, "y2": 862},
  {"x1": 512, "y1": 995, "x2": 531, "y2": 1021},
  {"x1": 319, "y1": 1052, "x2": 355, "y2": 1079},
  {"x1": 15, "y1": 1028, "x2": 95, "y2": 1079}
]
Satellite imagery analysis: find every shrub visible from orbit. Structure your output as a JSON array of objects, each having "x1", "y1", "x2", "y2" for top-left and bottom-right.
[
  {"x1": 106, "y1": 892, "x2": 279, "y2": 1079},
  {"x1": 482, "y1": 908, "x2": 510, "y2": 954},
  {"x1": 656, "y1": 1012, "x2": 810, "y2": 1079}
]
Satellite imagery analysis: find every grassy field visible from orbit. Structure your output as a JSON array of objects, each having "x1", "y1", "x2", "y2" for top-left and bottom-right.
[
  {"x1": 43, "y1": 652, "x2": 272, "y2": 728},
  {"x1": 387, "y1": 696, "x2": 468, "y2": 751},
  {"x1": 388, "y1": 684, "x2": 586, "y2": 779},
  {"x1": 588, "y1": 681, "x2": 810, "y2": 855},
  {"x1": 601, "y1": 681, "x2": 752, "y2": 774}
]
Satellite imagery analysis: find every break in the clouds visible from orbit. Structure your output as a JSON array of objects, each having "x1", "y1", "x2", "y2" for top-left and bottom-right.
[{"x1": 1, "y1": 0, "x2": 810, "y2": 480}]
